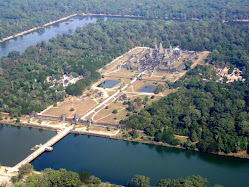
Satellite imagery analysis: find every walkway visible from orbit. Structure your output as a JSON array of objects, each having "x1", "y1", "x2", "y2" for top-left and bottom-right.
[
  {"x1": 7, "y1": 127, "x2": 73, "y2": 173},
  {"x1": 80, "y1": 72, "x2": 143, "y2": 120}
]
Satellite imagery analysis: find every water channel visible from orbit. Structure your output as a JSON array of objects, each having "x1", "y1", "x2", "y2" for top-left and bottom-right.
[
  {"x1": 0, "y1": 124, "x2": 56, "y2": 166},
  {"x1": 0, "y1": 16, "x2": 101, "y2": 59},
  {"x1": 29, "y1": 133, "x2": 248, "y2": 187},
  {"x1": 0, "y1": 16, "x2": 249, "y2": 186},
  {"x1": 1, "y1": 125, "x2": 248, "y2": 186}
]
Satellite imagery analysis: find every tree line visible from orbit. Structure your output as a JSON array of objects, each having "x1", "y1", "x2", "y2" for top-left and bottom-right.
[
  {"x1": 0, "y1": 0, "x2": 249, "y2": 39},
  {"x1": 10, "y1": 164, "x2": 217, "y2": 187}
]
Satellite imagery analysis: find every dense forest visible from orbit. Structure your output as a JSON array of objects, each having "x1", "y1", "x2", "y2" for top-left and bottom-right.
[
  {"x1": 11, "y1": 164, "x2": 213, "y2": 187},
  {"x1": 120, "y1": 21, "x2": 249, "y2": 154},
  {"x1": 126, "y1": 65, "x2": 249, "y2": 154},
  {"x1": 0, "y1": 0, "x2": 249, "y2": 39},
  {"x1": 0, "y1": 18, "x2": 248, "y2": 117}
]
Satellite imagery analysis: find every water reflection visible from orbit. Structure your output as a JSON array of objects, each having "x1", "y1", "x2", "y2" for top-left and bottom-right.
[
  {"x1": 31, "y1": 134, "x2": 249, "y2": 187},
  {"x1": 0, "y1": 124, "x2": 56, "y2": 166},
  {"x1": 0, "y1": 16, "x2": 101, "y2": 58}
]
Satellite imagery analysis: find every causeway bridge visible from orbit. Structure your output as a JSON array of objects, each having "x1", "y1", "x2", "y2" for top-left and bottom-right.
[{"x1": 7, "y1": 127, "x2": 73, "y2": 173}]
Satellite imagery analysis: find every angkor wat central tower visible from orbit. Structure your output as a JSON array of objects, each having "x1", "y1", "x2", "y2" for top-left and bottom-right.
[{"x1": 121, "y1": 43, "x2": 196, "y2": 73}]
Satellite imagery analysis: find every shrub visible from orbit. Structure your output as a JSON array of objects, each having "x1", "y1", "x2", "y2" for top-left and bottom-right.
[{"x1": 19, "y1": 163, "x2": 33, "y2": 176}]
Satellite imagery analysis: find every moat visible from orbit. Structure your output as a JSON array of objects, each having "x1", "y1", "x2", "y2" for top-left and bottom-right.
[
  {"x1": 0, "y1": 16, "x2": 101, "y2": 58},
  {"x1": 0, "y1": 124, "x2": 248, "y2": 186}
]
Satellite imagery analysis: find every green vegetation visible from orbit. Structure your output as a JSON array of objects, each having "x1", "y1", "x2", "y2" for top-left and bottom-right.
[
  {"x1": 112, "y1": 109, "x2": 118, "y2": 114},
  {"x1": 155, "y1": 175, "x2": 209, "y2": 187},
  {"x1": 132, "y1": 174, "x2": 150, "y2": 187},
  {"x1": 185, "y1": 60, "x2": 193, "y2": 70},
  {"x1": 131, "y1": 174, "x2": 215, "y2": 187},
  {"x1": 11, "y1": 167, "x2": 218, "y2": 187},
  {"x1": 17, "y1": 163, "x2": 33, "y2": 178},
  {"x1": 126, "y1": 64, "x2": 249, "y2": 154},
  {"x1": 0, "y1": 0, "x2": 248, "y2": 40},
  {"x1": 12, "y1": 168, "x2": 116, "y2": 187}
]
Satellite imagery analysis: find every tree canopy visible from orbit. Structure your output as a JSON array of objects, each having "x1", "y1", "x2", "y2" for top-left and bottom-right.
[{"x1": 0, "y1": 0, "x2": 248, "y2": 39}]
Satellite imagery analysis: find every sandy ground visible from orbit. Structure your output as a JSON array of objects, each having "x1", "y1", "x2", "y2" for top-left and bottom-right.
[
  {"x1": 92, "y1": 103, "x2": 127, "y2": 125},
  {"x1": 42, "y1": 96, "x2": 98, "y2": 118},
  {"x1": 0, "y1": 166, "x2": 16, "y2": 186},
  {"x1": 19, "y1": 118, "x2": 120, "y2": 137}
]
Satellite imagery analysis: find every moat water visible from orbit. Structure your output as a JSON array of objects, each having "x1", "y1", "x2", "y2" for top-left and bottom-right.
[
  {"x1": 0, "y1": 16, "x2": 101, "y2": 58},
  {"x1": 0, "y1": 124, "x2": 56, "y2": 166},
  {"x1": 30, "y1": 133, "x2": 249, "y2": 187},
  {"x1": 0, "y1": 125, "x2": 249, "y2": 186}
]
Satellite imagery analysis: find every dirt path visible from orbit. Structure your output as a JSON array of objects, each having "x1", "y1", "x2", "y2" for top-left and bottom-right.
[
  {"x1": 95, "y1": 108, "x2": 125, "y2": 122},
  {"x1": 0, "y1": 166, "x2": 16, "y2": 186},
  {"x1": 91, "y1": 98, "x2": 116, "y2": 121}
]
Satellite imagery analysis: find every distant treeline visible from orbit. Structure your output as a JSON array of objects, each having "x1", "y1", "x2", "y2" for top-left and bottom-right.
[{"x1": 0, "y1": 0, "x2": 249, "y2": 39}]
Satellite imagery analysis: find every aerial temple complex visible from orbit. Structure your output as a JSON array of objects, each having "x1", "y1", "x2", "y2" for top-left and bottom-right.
[{"x1": 120, "y1": 43, "x2": 197, "y2": 73}]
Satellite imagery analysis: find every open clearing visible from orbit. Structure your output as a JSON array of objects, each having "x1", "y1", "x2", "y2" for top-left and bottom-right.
[
  {"x1": 90, "y1": 101, "x2": 127, "y2": 125},
  {"x1": 40, "y1": 48, "x2": 209, "y2": 125},
  {"x1": 43, "y1": 96, "x2": 98, "y2": 118}
]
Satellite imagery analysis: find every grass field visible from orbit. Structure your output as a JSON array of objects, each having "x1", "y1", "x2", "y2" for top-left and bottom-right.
[
  {"x1": 92, "y1": 101, "x2": 127, "y2": 125},
  {"x1": 43, "y1": 97, "x2": 98, "y2": 118}
]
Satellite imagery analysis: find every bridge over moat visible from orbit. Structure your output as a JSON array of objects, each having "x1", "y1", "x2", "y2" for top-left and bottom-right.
[{"x1": 7, "y1": 127, "x2": 73, "y2": 173}]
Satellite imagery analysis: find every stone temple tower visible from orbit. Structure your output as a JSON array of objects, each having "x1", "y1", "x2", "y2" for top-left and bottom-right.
[
  {"x1": 159, "y1": 43, "x2": 164, "y2": 55},
  {"x1": 170, "y1": 46, "x2": 173, "y2": 55},
  {"x1": 154, "y1": 43, "x2": 158, "y2": 50}
]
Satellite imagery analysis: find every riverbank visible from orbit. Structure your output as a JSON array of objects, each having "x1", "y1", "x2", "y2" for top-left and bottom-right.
[
  {"x1": 0, "y1": 120, "x2": 119, "y2": 139},
  {"x1": 0, "y1": 14, "x2": 77, "y2": 43},
  {"x1": 0, "y1": 166, "x2": 15, "y2": 186},
  {"x1": 0, "y1": 12, "x2": 200, "y2": 44},
  {"x1": 120, "y1": 134, "x2": 249, "y2": 160},
  {"x1": 1, "y1": 120, "x2": 248, "y2": 160},
  {"x1": 223, "y1": 19, "x2": 249, "y2": 23}
]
